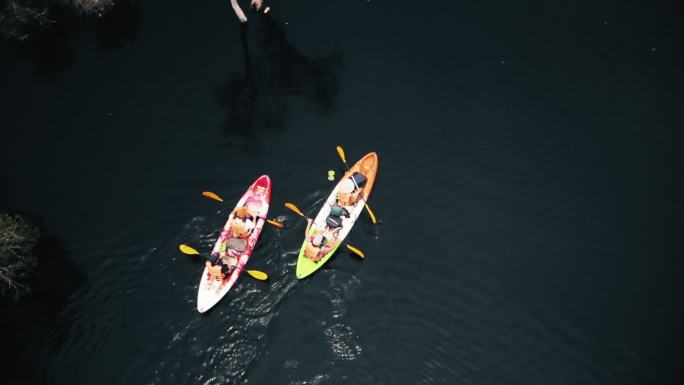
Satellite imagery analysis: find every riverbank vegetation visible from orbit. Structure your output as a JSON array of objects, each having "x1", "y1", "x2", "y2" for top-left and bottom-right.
[
  {"x1": 0, "y1": 212, "x2": 39, "y2": 299},
  {"x1": 0, "y1": 0, "x2": 114, "y2": 40},
  {"x1": 0, "y1": 209, "x2": 83, "y2": 384}
]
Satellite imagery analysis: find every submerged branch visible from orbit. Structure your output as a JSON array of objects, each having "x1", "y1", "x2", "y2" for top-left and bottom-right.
[{"x1": 230, "y1": 0, "x2": 247, "y2": 23}]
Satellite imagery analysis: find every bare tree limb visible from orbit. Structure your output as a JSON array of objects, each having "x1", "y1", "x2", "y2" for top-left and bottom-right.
[{"x1": 230, "y1": 0, "x2": 247, "y2": 23}]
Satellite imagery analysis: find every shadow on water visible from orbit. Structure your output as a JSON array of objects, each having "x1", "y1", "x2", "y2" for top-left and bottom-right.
[
  {"x1": 218, "y1": 14, "x2": 342, "y2": 140},
  {"x1": 93, "y1": 0, "x2": 140, "y2": 50},
  {"x1": 12, "y1": 7, "x2": 78, "y2": 78},
  {"x1": 0, "y1": 217, "x2": 85, "y2": 385}
]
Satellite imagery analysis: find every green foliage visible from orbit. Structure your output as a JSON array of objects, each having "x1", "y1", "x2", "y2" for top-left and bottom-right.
[
  {"x1": 68, "y1": 0, "x2": 114, "y2": 15},
  {"x1": 0, "y1": 212, "x2": 39, "y2": 299}
]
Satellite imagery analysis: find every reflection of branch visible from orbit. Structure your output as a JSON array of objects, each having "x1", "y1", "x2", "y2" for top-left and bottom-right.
[
  {"x1": 240, "y1": 22, "x2": 253, "y2": 82},
  {"x1": 219, "y1": 13, "x2": 341, "y2": 137},
  {"x1": 230, "y1": 0, "x2": 247, "y2": 23}
]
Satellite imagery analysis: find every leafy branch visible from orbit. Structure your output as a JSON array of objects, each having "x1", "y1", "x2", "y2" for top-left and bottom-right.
[{"x1": 0, "y1": 213, "x2": 39, "y2": 299}]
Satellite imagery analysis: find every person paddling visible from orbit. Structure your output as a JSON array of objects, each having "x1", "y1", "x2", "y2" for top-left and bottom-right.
[
  {"x1": 303, "y1": 218, "x2": 339, "y2": 262},
  {"x1": 230, "y1": 205, "x2": 256, "y2": 238},
  {"x1": 205, "y1": 241, "x2": 239, "y2": 281},
  {"x1": 336, "y1": 173, "x2": 366, "y2": 207}
]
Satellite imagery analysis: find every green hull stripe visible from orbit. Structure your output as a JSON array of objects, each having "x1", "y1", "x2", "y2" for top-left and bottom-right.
[{"x1": 295, "y1": 240, "x2": 342, "y2": 279}]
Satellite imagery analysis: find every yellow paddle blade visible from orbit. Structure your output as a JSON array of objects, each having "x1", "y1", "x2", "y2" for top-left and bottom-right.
[
  {"x1": 179, "y1": 244, "x2": 200, "y2": 255},
  {"x1": 202, "y1": 191, "x2": 224, "y2": 202},
  {"x1": 266, "y1": 219, "x2": 284, "y2": 228},
  {"x1": 336, "y1": 146, "x2": 347, "y2": 163},
  {"x1": 284, "y1": 202, "x2": 305, "y2": 217},
  {"x1": 246, "y1": 270, "x2": 268, "y2": 280},
  {"x1": 365, "y1": 204, "x2": 377, "y2": 224},
  {"x1": 346, "y1": 244, "x2": 365, "y2": 259}
]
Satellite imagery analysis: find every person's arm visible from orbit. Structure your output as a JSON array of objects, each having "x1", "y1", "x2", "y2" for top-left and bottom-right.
[
  {"x1": 305, "y1": 218, "x2": 313, "y2": 237},
  {"x1": 353, "y1": 189, "x2": 364, "y2": 203}
]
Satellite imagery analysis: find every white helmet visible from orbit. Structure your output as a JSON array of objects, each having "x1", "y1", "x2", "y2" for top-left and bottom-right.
[{"x1": 340, "y1": 178, "x2": 355, "y2": 193}]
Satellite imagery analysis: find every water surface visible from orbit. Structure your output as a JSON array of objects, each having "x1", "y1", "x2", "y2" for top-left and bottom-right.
[{"x1": 1, "y1": 1, "x2": 682, "y2": 384}]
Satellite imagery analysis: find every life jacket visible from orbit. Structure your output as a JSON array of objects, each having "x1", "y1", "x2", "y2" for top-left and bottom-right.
[
  {"x1": 304, "y1": 242, "x2": 322, "y2": 261},
  {"x1": 221, "y1": 255, "x2": 238, "y2": 269},
  {"x1": 330, "y1": 204, "x2": 349, "y2": 218},
  {"x1": 206, "y1": 263, "x2": 224, "y2": 280},
  {"x1": 336, "y1": 190, "x2": 350, "y2": 205},
  {"x1": 337, "y1": 174, "x2": 366, "y2": 206},
  {"x1": 337, "y1": 189, "x2": 362, "y2": 206},
  {"x1": 231, "y1": 220, "x2": 249, "y2": 238},
  {"x1": 246, "y1": 201, "x2": 261, "y2": 218},
  {"x1": 234, "y1": 206, "x2": 250, "y2": 219},
  {"x1": 326, "y1": 216, "x2": 343, "y2": 228}
]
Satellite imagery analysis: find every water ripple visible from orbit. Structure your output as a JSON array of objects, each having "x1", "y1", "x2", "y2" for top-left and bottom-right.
[{"x1": 323, "y1": 323, "x2": 362, "y2": 361}]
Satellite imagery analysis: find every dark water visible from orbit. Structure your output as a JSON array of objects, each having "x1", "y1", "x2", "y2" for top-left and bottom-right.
[{"x1": 1, "y1": 0, "x2": 683, "y2": 384}]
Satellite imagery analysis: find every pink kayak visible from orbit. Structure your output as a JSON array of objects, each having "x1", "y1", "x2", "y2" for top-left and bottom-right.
[{"x1": 197, "y1": 175, "x2": 272, "y2": 313}]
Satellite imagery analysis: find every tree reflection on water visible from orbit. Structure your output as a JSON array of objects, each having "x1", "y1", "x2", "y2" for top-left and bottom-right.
[{"x1": 218, "y1": 14, "x2": 342, "y2": 139}]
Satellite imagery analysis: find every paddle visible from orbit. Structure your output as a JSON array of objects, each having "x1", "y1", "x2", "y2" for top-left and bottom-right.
[
  {"x1": 179, "y1": 244, "x2": 268, "y2": 280},
  {"x1": 284, "y1": 202, "x2": 366, "y2": 259},
  {"x1": 335, "y1": 146, "x2": 377, "y2": 224},
  {"x1": 345, "y1": 244, "x2": 365, "y2": 259},
  {"x1": 201, "y1": 191, "x2": 284, "y2": 228}
]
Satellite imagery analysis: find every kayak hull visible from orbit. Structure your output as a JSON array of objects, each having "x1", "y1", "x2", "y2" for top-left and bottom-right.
[
  {"x1": 197, "y1": 175, "x2": 272, "y2": 313},
  {"x1": 296, "y1": 153, "x2": 378, "y2": 279}
]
